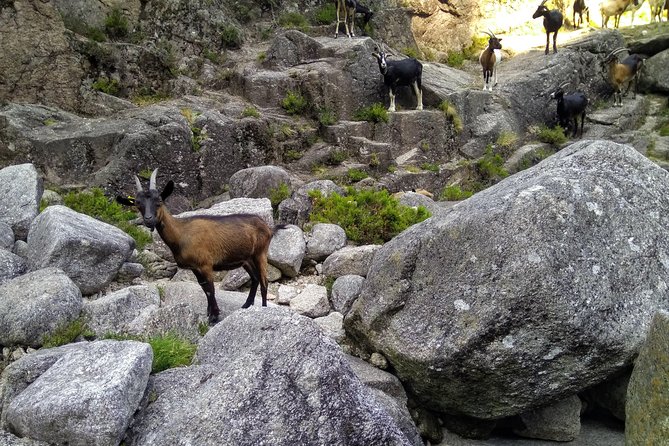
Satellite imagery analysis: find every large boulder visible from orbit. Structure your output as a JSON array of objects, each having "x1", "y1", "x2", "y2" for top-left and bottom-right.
[
  {"x1": 0, "y1": 268, "x2": 82, "y2": 347},
  {"x1": 82, "y1": 285, "x2": 161, "y2": 337},
  {"x1": 345, "y1": 140, "x2": 669, "y2": 419},
  {"x1": 125, "y1": 307, "x2": 422, "y2": 445},
  {"x1": 0, "y1": 164, "x2": 42, "y2": 241},
  {"x1": 268, "y1": 224, "x2": 305, "y2": 277},
  {"x1": 4, "y1": 340, "x2": 152, "y2": 446},
  {"x1": 228, "y1": 165, "x2": 292, "y2": 200},
  {"x1": 639, "y1": 48, "x2": 669, "y2": 94},
  {"x1": 0, "y1": 250, "x2": 27, "y2": 285},
  {"x1": 27, "y1": 205, "x2": 134, "y2": 295}
]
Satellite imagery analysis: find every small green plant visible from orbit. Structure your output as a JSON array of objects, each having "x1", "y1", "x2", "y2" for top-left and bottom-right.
[
  {"x1": 324, "y1": 276, "x2": 336, "y2": 296},
  {"x1": 421, "y1": 162, "x2": 439, "y2": 172},
  {"x1": 496, "y1": 130, "x2": 518, "y2": 150},
  {"x1": 347, "y1": 168, "x2": 368, "y2": 182},
  {"x1": 198, "y1": 322, "x2": 210, "y2": 336},
  {"x1": 353, "y1": 103, "x2": 388, "y2": 123},
  {"x1": 313, "y1": 3, "x2": 337, "y2": 24},
  {"x1": 517, "y1": 147, "x2": 555, "y2": 171},
  {"x1": 537, "y1": 125, "x2": 567, "y2": 145},
  {"x1": 318, "y1": 107, "x2": 338, "y2": 126},
  {"x1": 279, "y1": 12, "x2": 309, "y2": 31},
  {"x1": 369, "y1": 152, "x2": 380, "y2": 168},
  {"x1": 285, "y1": 149, "x2": 303, "y2": 161},
  {"x1": 220, "y1": 24, "x2": 242, "y2": 49},
  {"x1": 387, "y1": 165, "x2": 397, "y2": 173},
  {"x1": 43, "y1": 118, "x2": 57, "y2": 126},
  {"x1": 445, "y1": 51, "x2": 466, "y2": 67},
  {"x1": 138, "y1": 169, "x2": 153, "y2": 180},
  {"x1": 402, "y1": 47, "x2": 420, "y2": 59},
  {"x1": 281, "y1": 90, "x2": 308, "y2": 115},
  {"x1": 181, "y1": 108, "x2": 207, "y2": 152},
  {"x1": 420, "y1": 140, "x2": 430, "y2": 152},
  {"x1": 104, "y1": 6, "x2": 129, "y2": 40},
  {"x1": 131, "y1": 89, "x2": 170, "y2": 106},
  {"x1": 149, "y1": 333, "x2": 197, "y2": 373},
  {"x1": 328, "y1": 150, "x2": 348, "y2": 165},
  {"x1": 440, "y1": 184, "x2": 474, "y2": 201},
  {"x1": 241, "y1": 106, "x2": 260, "y2": 118},
  {"x1": 269, "y1": 183, "x2": 291, "y2": 207},
  {"x1": 439, "y1": 100, "x2": 463, "y2": 134},
  {"x1": 405, "y1": 165, "x2": 421, "y2": 173},
  {"x1": 41, "y1": 318, "x2": 94, "y2": 348},
  {"x1": 659, "y1": 122, "x2": 669, "y2": 137},
  {"x1": 203, "y1": 49, "x2": 221, "y2": 64},
  {"x1": 92, "y1": 77, "x2": 120, "y2": 96},
  {"x1": 62, "y1": 15, "x2": 106, "y2": 41},
  {"x1": 463, "y1": 35, "x2": 489, "y2": 60},
  {"x1": 309, "y1": 188, "x2": 431, "y2": 244},
  {"x1": 476, "y1": 145, "x2": 509, "y2": 185},
  {"x1": 63, "y1": 188, "x2": 153, "y2": 250},
  {"x1": 257, "y1": 51, "x2": 267, "y2": 62}
]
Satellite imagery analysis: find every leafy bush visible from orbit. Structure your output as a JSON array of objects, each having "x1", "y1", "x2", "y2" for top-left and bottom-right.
[
  {"x1": 62, "y1": 188, "x2": 153, "y2": 250},
  {"x1": 92, "y1": 77, "x2": 120, "y2": 96},
  {"x1": 537, "y1": 125, "x2": 567, "y2": 145},
  {"x1": 440, "y1": 184, "x2": 474, "y2": 201},
  {"x1": 269, "y1": 183, "x2": 291, "y2": 207},
  {"x1": 313, "y1": 3, "x2": 336, "y2": 24},
  {"x1": 104, "y1": 6, "x2": 129, "y2": 40},
  {"x1": 445, "y1": 51, "x2": 465, "y2": 67},
  {"x1": 220, "y1": 24, "x2": 242, "y2": 49},
  {"x1": 279, "y1": 12, "x2": 309, "y2": 31},
  {"x1": 659, "y1": 121, "x2": 669, "y2": 137},
  {"x1": 148, "y1": 333, "x2": 197, "y2": 373},
  {"x1": 496, "y1": 130, "x2": 519, "y2": 150},
  {"x1": 281, "y1": 90, "x2": 308, "y2": 115},
  {"x1": 476, "y1": 146, "x2": 509, "y2": 185},
  {"x1": 346, "y1": 168, "x2": 368, "y2": 182},
  {"x1": 438, "y1": 100, "x2": 463, "y2": 134},
  {"x1": 241, "y1": 106, "x2": 260, "y2": 118},
  {"x1": 353, "y1": 103, "x2": 388, "y2": 123},
  {"x1": 402, "y1": 47, "x2": 420, "y2": 59},
  {"x1": 463, "y1": 35, "x2": 489, "y2": 60},
  {"x1": 328, "y1": 150, "x2": 348, "y2": 165},
  {"x1": 318, "y1": 107, "x2": 338, "y2": 126},
  {"x1": 41, "y1": 318, "x2": 94, "y2": 348},
  {"x1": 181, "y1": 108, "x2": 207, "y2": 151},
  {"x1": 309, "y1": 188, "x2": 430, "y2": 244}
]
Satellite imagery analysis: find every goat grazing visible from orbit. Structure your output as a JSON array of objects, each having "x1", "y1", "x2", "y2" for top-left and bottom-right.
[
  {"x1": 602, "y1": 47, "x2": 644, "y2": 106},
  {"x1": 533, "y1": 0, "x2": 564, "y2": 55},
  {"x1": 600, "y1": 0, "x2": 638, "y2": 28},
  {"x1": 550, "y1": 82, "x2": 588, "y2": 137},
  {"x1": 335, "y1": 0, "x2": 372, "y2": 38},
  {"x1": 372, "y1": 46, "x2": 423, "y2": 112},
  {"x1": 479, "y1": 30, "x2": 502, "y2": 91},
  {"x1": 573, "y1": 0, "x2": 590, "y2": 27},
  {"x1": 117, "y1": 169, "x2": 280, "y2": 324}
]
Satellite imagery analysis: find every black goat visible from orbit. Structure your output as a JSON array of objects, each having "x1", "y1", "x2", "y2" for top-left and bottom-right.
[
  {"x1": 573, "y1": 0, "x2": 590, "y2": 27},
  {"x1": 550, "y1": 83, "x2": 588, "y2": 137},
  {"x1": 372, "y1": 46, "x2": 423, "y2": 112},
  {"x1": 533, "y1": 0, "x2": 564, "y2": 55},
  {"x1": 355, "y1": 2, "x2": 373, "y2": 31},
  {"x1": 117, "y1": 169, "x2": 282, "y2": 324}
]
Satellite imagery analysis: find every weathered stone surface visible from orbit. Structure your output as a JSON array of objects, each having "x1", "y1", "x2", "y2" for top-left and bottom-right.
[
  {"x1": 583, "y1": 368, "x2": 631, "y2": 421},
  {"x1": 228, "y1": 165, "x2": 292, "y2": 199},
  {"x1": 314, "y1": 312, "x2": 346, "y2": 342},
  {"x1": 177, "y1": 197, "x2": 274, "y2": 227},
  {"x1": 514, "y1": 395, "x2": 582, "y2": 441},
  {"x1": 0, "y1": 164, "x2": 42, "y2": 241},
  {"x1": 331, "y1": 274, "x2": 365, "y2": 317},
  {"x1": 0, "y1": 249, "x2": 27, "y2": 285},
  {"x1": 289, "y1": 284, "x2": 330, "y2": 318},
  {"x1": 322, "y1": 245, "x2": 381, "y2": 278},
  {"x1": 346, "y1": 140, "x2": 669, "y2": 419},
  {"x1": 4, "y1": 341, "x2": 152, "y2": 446},
  {"x1": 0, "y1": 221, "x2": 14, "y2": 250},
  {"x1": 126, "y1": 307, "x2": 421, "y2": 445},
  {"x1": 82, "y1": 285, "x2": 160, "y2": 337},
  {"x1": 0, "y1": 268, "x2": 82, "y2": 347},
  {"x1": 626, "y1": 310, "x2": 669, "y2": 444},
  {"x1": 27, "y1": 206, "x2": 134, "y2": 294},
  {"x1": 125, "y1": 303, "x2": 200, "y2": 343},
  {"x1": 640, "y1": 48, "x2": 669, "y2": 93},
  {"x1": 268, "y1": 225, "x2": 305, "y2": 277},
  {"x1": 277, "y1": 180, "x2": 345, "y2": 227},
  {"x1": 305, "y1": 223, "x2": 347, "y2": 261}
]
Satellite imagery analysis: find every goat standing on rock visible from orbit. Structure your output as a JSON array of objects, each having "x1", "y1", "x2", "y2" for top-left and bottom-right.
[
  {"x1": 479, "y1": 30, "x2": 502, "y2": 92},
  {"x1": 573, "y1": 0, "x2": 590, "y2": 27},
  {"x1": 550, "y1": 82, "x2": 588, "y2": 137},
  {"x1": 335, "y1": 0, "x2": 372, "y2": 38},
  {"x1": 117, "y1": 169, "x2": 282, "y2": 324},
  {"x1": 533, "y1": 0, "x2": 564, "y2": 55},
  {"x1": 372, "y1": 46, "x2": 423, "y2": 112},
  {"x1": 602, "y1": 47, "x2": 644, "y2": 106}
]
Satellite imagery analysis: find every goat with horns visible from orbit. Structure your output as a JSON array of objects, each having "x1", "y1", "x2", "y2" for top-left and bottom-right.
[
  {"x1": 372, "y1": 46, "x2": 423, "y2": 112},
  {"x1": 117, "y1": 169, "x2": 283, "y2": 324},
  {"x1": 532, "y1": 0, "x2": 564, "y2": 55},
  {"x1": 479, "y1": 30, "x2": 502, "y2": 92}
]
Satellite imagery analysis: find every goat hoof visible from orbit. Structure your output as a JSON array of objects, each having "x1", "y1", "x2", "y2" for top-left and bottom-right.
[{"x1": 208, "y1": 314, "x2": 220, "y2": 325}]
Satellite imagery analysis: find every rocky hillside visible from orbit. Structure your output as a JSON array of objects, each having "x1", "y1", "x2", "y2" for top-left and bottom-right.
[{"x1": 2, "y1": 0, "x2": 669, "y2": 444}]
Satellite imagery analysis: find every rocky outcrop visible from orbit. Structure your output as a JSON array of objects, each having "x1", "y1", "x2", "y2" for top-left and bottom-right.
[
  {"x1": 345, "y1": 140, "x2": 669, "y2": 420},
  {"x1": 0, "y1": 164, "x2": 42, "y2": 241}
]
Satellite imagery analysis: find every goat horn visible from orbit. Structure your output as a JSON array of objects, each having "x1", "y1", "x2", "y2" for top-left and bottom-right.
[
  {"x1": 559, "y1": 81, "x2": 570, "y2": 89},
  {"x1": 134, "y1": 175, "x2": 143, "y2": 192},
  {"x1": 540, "y1": 0, "x2": 548, "y2": 5},
  {"x1": 488, "y1": 28, "x2": 497, "y2": 38},
  {"x1": 482, "y1": 30, "x2": 494, "y2": 37},
  {"x1": 149, "y1": 168, "x2": 158, "y2": 190},
  {"x1": 606, "y1": 47, "x2": 629, "y2": 59}
]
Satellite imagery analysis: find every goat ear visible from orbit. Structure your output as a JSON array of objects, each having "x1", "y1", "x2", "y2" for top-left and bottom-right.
[
  {"x1": 116, "y1": 195, "x2": 136, "y2": 206},
  {"x1": 161, "y1": 180, "x2": 174, "y2": 201}
]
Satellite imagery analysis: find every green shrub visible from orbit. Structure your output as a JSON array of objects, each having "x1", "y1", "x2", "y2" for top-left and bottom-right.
[
  {"x1": 313, "y1": 3, "x2": 336, "y2": 24},
  {"x1": 203, "y1": 49, "x2": 221, "y2": 64},
  {"x1": 445, "y1": 51, "x2": 465, "y2": 67},
  {"x1": 517, "y1": 147, "x2": 555, "y2": 171},
  {"x1": 41, "y1": 318, "x2": 94, "y2": 348},
  {"x1": 62, "y1": 15, "x2": 106, "y2": 41},
  {"x1": 369, "y1": 152, "x2": 380, "y2": 168},
  {"x1": 181, "y1": 108, "x2": 207, "y2": 152},
  {"x1": 104, "y1": 6, "x2": 129, "y2": 40},
  {"x1": 438, "y1": 100, "x2": 463, "y2": 134},
  {"x1": 281, "y1": 90, "x2": 308, "y2": 115},
  {"x1": 318, "y1": 107, "x2": 338, "y2": 126},
  {"x1": 537, "y1": 125, "x2": 567, "y2": 145},
  {"x1": 63, "y1": 188, "x2": 153, "y2": 250},
  {"x1": 402, "y1": 47, "x2": 420, "y2": 59},
  {"x1": 279, "y1": 12, "x2": 309, "y2": 31},
  {"x1": 463, "y1": 35, "x2": 489, "y2": 60},
  {"x1": 309, "y1": 188, "x2": 431, "y2": 244},
  {"x1": 257, "y1": 51, "x2": 267, "y2": 62},
  {"x1": 328, "y1": 150, "x2": 348, "y2": 165},
  {"x1": 241, "y1": 106, "x2": 260, "y2": 118},
  {"x1": 496, "y1": 130, "x2": 518, "y2": 150},
  {"x1": 92, "y1": 77, "x2": 120, "y2": 96},
  {"x1": 269, "y1": 183, "x2": 291, "y2": 207},
  {"x1": 148, "y1": 333, "x2": 197, "y2": 373},
  {"x1": 220, "y1": 24, "x2": 242, "y2": 49},
  {"x1": 421, "y1": 162, "x2": 439, "y2": 172},
  {"x1": 659, "y1": 121, "x2": 669, "y2": 137},
  {"x1": 353, "y1": 103, "x2": 388, "y2": 123},
  {"x1": 346, "y1": 168, "x2": 368, "y2": 182},
  {"x1": 476, "y1": 145, "x2": 509, "y2": 184},
  {"x1": 285, "y1": 149, "x2": 303, "y2": 161},
  {"x1": 440, "y1": 184, "x2": 474, "y2": 201}
]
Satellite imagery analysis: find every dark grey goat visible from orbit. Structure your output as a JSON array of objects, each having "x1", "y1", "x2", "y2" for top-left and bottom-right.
[
  {"x1": 550, "y1": 83, "x2": 588, "y2": 137},
  {"x1": 573, "y1": 0, "x2": 589, "y2": 27},
  {"x1": 533, "y1": 0, "x2": 564, "y2": 54},
  {"x1": 372, "y1": 46, "x2": 423, "y2": 112}
]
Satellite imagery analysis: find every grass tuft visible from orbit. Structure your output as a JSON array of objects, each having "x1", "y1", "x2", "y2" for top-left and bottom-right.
[
  {"x1": 353, "y1": 103, "x2": 388, "y2": 123},
  {"x1": 41, "y1": 318, "x2": 94, "y2": 348},
  {"x1": 148, "y1": 333, "x2": 197, "y2": 373}
]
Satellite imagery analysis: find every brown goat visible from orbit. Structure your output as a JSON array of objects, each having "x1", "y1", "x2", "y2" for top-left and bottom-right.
[
  {"x1": 602, "y1": 47, "x2": 644, "y2": 106},
  {"x1": 117, "y1": 169, "x2": 280, "y2": 324}
]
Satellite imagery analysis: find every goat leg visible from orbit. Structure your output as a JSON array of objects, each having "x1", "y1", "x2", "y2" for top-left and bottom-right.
[
  {"x1": 552, "y1": 30, "x2": 558, "y2": 53},
  {"x1": 194, "y1": 270, "x2": 221, "y2": 324}
]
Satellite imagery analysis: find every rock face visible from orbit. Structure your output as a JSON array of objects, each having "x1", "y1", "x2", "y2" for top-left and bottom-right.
[
  {"x1": 0, "y1": 164, "x2": 42, "y2": 240},
  {"x1": 345, "y1": 140, "x2": 669, "y2": 419},
  {"x1": 626, "y1": 310, "x2": 669, "y2": 444},
  {"x1": 27, "y1": 205, "x2": 134, "y2": 295},
  {"x1": 125, "y1": 307, "x2": 421, "y2": 445},
  {"x1": 4, "y1": 340, "x2": 152, "y2": 446}
]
